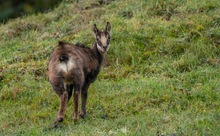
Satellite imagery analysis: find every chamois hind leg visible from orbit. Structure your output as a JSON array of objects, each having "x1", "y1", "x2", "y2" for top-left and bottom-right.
[
  {"x1": 72, "y1": 85, "x2": 81, "y2": 121},
  {"x1": 54, "y1": 91, "x2": 68, "y2": 127},
  {"x1": 80, "y1": 84, "x2": 89, "y2": 118}
]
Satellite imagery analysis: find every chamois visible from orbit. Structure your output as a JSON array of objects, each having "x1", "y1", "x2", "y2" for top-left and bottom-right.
[{"x1": 48, "y1": 22, "x2": 111, "y2": 127}]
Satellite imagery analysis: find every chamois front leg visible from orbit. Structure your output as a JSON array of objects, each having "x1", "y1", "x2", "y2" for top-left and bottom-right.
[
  {"x1": 54, "y1": 91, "x2": 68, "y2": 127},
  {"x1": 72, "y1": 85, "x2": 81, "y2": 121},
  {"x1": 80, "y1": 84, "x2": 89, "y2": 118}
]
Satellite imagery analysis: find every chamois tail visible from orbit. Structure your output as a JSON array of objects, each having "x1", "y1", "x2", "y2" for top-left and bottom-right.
[
  {"x1": 58, "y1": 41, "x2": 69, "y2": 62},
  {"x1": 59, "y1": 55, "x2": 69, "y2": 62}
]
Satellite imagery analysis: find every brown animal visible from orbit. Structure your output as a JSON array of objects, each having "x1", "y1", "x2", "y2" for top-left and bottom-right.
[{"x1": 48, "y1": 22, "x2": 111, "y2": 127}]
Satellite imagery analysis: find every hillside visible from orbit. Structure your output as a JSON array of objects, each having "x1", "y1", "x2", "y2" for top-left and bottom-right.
[{"x1": 0, "y1": 0, "x2": 220, "y2": 135}]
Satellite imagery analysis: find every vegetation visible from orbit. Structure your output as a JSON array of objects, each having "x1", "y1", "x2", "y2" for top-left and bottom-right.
[
  {"x1": 0, "y1": 0, "x2": 61, "y2": 22},
  {"x1": 0, "y1": 0, "x2": 220, "y2": 135}
]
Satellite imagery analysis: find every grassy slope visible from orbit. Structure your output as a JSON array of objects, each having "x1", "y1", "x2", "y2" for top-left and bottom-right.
[{"x1": 0, "y1": 0, "x2": 220, "y2": 135}]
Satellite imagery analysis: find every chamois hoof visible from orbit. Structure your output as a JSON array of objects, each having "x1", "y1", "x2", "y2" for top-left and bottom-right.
[
  {"x1": 72, "y1": 116, "x2": 78, "y2": 122},
  {"x1": 79, "y1": 113, "x2": 86, "y2": 119},
  {"x1": 54, "y1": 117, "x2": 64, "y2": 128},
  {"x1": 58, "y1": 118, "x2": 64, "y2": 122},
  {"x1": 53, "y1": 123, "x2": 58, "y2": 128}
]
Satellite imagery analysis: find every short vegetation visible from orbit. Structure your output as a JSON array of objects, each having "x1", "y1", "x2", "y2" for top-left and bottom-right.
[{"x1": 0, "y1": 0, "x2": 220, "y2": 135}]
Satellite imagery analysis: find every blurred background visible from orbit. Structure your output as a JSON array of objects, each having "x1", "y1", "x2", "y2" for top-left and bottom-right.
[{"x1": 0, "y1": 0, "x2": 62, "y2": 23}]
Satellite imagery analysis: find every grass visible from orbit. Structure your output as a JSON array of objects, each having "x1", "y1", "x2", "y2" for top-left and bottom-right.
[{"x1": 0, "y1": 0, "x2": 220, "y2": 135}]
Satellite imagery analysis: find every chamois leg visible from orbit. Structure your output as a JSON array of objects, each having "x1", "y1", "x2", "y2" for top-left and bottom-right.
[
  {"x1": 72, "y1": 85, "x2": 81, "y2": 121},
  {"x1": 80, "y1": 85, "x2": 89, "y2": 118},
  {"x1": 54, "y1": 91, "x2": 68, "y2": 127}
]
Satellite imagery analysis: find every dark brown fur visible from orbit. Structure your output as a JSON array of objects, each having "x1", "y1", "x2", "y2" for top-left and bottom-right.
[{"x1": 48, "y1": 22, "x2": 111, "y2": 127}]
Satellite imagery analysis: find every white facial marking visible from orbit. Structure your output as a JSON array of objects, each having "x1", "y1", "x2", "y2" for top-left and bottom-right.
[
  {"x1": 106, "y1": 44, "x2": 110, "y2": 52},
  {"x1": 97, "y1": 43, "x2": 105, "y2": 53},
  {"x1": 96, "y1": 32, "x2": 110, "y2": 53},
  {"x1": 100, "y1": 33, "x2": 108, "y2": 47}
]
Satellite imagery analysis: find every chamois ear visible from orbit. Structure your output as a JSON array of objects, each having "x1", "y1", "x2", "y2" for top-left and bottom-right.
[
  {"x1": 92, "y1": 24, "x2": 99, "y2": 35},
  {"x1": 58, "y1": 41, "x2": 65, "y2": 45},
  {"x1": 105, "y1": 22, "x2": 111, "y2": 33}
]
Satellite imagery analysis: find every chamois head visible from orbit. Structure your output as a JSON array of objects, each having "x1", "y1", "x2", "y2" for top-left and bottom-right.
[{"x1": 93, "y1": 22, "x2": 111, "y2": 54}]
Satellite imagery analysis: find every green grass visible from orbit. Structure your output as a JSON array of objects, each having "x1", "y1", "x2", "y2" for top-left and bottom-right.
[{"x1": 0, "y1": 0, "x2": 220, "y2": 135}]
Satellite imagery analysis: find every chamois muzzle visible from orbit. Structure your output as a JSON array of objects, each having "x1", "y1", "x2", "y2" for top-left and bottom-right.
[{"x1": 103, "y1": 46, "x2": 108, "y2": 51}]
